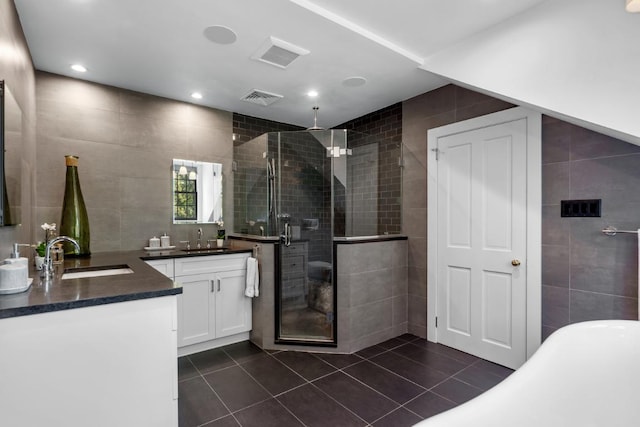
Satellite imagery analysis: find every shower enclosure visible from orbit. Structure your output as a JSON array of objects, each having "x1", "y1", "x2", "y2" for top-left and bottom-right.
[{"x1": 233, "y1": 129, "x2": 402, "y2": 345}]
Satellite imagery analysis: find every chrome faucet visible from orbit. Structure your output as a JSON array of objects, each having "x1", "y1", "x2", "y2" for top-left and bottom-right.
[
  {"x1": 196, "y1": 228, "x2": 203, "y2": 249},
  {"x1": 41, "y1": 236, "x2": 80, "y2": 279}
]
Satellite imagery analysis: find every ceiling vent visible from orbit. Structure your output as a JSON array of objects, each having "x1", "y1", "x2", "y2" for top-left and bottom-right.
[
  {"x1": 251, "y1": 36, "x2": 310, "y2": 69},
  {"x1": 241, "y1": 89, "x2": 284, "y2": 106}
]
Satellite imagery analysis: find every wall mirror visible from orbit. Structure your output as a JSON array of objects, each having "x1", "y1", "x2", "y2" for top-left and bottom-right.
[
  {"x1": 0, "y1": 81, "x2": 23, "y2": 226},
  {"x1": 172, "y1": 159, "x2": 223, "y2": 224}
]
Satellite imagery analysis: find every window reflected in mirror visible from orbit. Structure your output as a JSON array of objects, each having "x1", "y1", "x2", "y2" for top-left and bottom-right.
[{"x1": 172, "y1": 159, "x2": 223, "y2": 224}]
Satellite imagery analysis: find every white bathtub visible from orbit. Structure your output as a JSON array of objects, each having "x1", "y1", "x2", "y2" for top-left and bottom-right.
[{"x1": 415, "y1": 320, "x2": 640, "y2": 427}]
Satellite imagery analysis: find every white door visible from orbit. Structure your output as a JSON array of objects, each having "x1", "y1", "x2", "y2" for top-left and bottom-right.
[{"x1": 429, "y1": 110, "x2": 540, "y2": 369}]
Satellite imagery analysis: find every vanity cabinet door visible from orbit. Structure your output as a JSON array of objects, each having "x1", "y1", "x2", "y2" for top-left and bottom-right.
[
  {"x1": 215, "y1": 269, "x2": 252, "y2": 338},
  {"x1": 175, "y1": 273, "x2": 216, "y2": 347}
]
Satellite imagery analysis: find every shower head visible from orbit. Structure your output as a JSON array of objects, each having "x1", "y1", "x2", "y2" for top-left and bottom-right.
[{"x1": 307, "y1": 106, "x2": 324, "y2": 131}]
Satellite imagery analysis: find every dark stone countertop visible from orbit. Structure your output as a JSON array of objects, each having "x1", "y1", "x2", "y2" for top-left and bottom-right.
[
  {"x1": 0, "y1": 247, "x2": 255, "y2": 320},
  {"x1": 0, "y1": 251, "x2": 182, "y2": 320},
  {"x1": 139, "y1": 246, "x2": 252, "y2": 260}
]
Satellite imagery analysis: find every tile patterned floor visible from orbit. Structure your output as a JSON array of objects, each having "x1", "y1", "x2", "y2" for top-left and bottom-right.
[{"x1": 178, "y1": 334, "x2": 513, "y2": 427}]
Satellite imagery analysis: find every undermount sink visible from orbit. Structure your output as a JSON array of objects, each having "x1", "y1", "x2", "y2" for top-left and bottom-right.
[{"x1": 61, "y1": 264, "x2": 134, "y2": 280}]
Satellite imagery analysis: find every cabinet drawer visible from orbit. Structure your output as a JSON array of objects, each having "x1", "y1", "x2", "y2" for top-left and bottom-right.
[
  {"x1": 281, "y1": 255, "x2": 306, "y2": 279},
  {"x1": 282, "y1": 242, "x2": 308, "y2": 255},
  {"x1": 175, "y1": 253, "x2": 249, "y2": 276}
]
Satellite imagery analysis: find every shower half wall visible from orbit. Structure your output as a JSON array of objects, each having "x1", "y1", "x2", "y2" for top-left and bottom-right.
[{"x1": 233, "y1": 129, "x2": 405, "y2": 348}]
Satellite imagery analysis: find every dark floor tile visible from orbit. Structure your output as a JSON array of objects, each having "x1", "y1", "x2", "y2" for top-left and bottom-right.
[
  {"x1": 396, "y1": 333, "x2": 420, "y2": 342},
  {"x1": 204, "y1": 366, "x2": 270, "y2": 412},
  {"x1": 392, "y1": 345, "x2": 467, "y2": 376},
  {"x1": 343, "y1": 361, "x2": 424, "y2": 404},
  {"x1": 188, "y1": 347, "x2": 236, "y2": 374},
  {"x1": 313, "y1": 352, "x2": 364, "y2": 369},
  {"x1": 356, "y1": 343, "x2": 387, "y2": 359},
  {"x1": 223, "y1": 341, "x2": 266, "y2": 364},
  {"x1": 274, "y1": 351, "x2": 336, "y2": 381},
  {"x1": 409, "y1": 341, "x2": 479, "y2": 365},
  {"x1": 313, "y1": 372, "x2": 399, "y2": 422},
  {"x1": 372, "y1": 407, "x2": 422, "y2": 427},
  {"x1": 241, "y1": 355, "x2": 306, "y2": 395},
  {"x1": 234, "y1": 398, "x2": 303, "y2": 427},
  {"x1": 377, "y1": 337, "x2": 408, "y2": 350},
  {"x1": 431, "y1": 378, "x2": 484, "y2": 404},
  {"x1": 454, "y1": 363, "x2": 507, "y2": 391},
  {"x1": 371, "y1": 351, "x2": 449, "y2": 389},
  {"x1": 472, "y1": 359, "x2": 514, "y2": 379},
  {"x1": 205, "y1": 415, "x2": 240, "y2": 427},
  {"x1": 178, "y1": 356, "x2": 199, "y2": 381},
  {"x1": 278, "y1": 384, "x2": 366, "y2": 427},
  {"x1": 404, "y1": 391, "x2": 456, "y2": 419},
  {"x1": 178, "y1": 377, "x2": 229, "y2": 427}
]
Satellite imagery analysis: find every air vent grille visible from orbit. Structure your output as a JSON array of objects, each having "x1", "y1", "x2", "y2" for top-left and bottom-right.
[
  {"x1": 251, "y1": 36, "x2": 310, "y2": 69},
  {"x1": 241, "y1": 89, "x2": 283, "y2": 106},
  {"x1": 261, "y1": 45, "x2": 301, "y2": 68}
]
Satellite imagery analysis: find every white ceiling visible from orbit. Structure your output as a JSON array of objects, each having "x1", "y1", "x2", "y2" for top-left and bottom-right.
[{"x1": 12, "y1": 0, "x2": 640, "y2": 141}]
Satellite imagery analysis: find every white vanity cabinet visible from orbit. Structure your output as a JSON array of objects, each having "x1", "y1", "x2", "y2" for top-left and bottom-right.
[
  {"x1": 146, "y1": 252, "x2": 252, "y2": 355},
  {"x1": 145, "y1": 258, "x2": 174, "y2": 278}
]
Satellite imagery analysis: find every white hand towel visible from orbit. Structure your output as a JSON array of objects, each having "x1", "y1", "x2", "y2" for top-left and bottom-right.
[
  {"x1": 245, "y1": 257, "x2": 258, "y2": 298},
  {"x1": 253, "y1": 257, "x2": 260, "y2": 297}
]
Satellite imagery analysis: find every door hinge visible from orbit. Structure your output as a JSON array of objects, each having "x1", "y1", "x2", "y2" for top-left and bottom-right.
[
  {"x1": 435, "y1": 316, "x2": 438, "y2": 328},
  {"x1": 431, "y1": 148, "x2": 440, "y2": 161}
]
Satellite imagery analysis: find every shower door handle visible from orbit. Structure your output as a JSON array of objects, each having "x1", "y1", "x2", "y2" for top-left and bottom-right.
[{"x1": 282, "y1": 223, "x2": 292, "y2": 247}]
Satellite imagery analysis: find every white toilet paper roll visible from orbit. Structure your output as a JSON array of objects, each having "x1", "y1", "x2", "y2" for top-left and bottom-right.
[{"x1": 0, "y1": 263, "x2": 28, "y2": 292}]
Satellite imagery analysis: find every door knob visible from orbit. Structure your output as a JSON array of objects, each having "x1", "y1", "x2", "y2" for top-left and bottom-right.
[{"x1": 511, "y1": 259, "x2": 521, "y2": 267}]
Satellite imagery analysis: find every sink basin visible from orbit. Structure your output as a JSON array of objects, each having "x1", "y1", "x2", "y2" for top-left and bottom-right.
[{"x1": 61, "y1": 264, "x2": 134, "y2": 280}]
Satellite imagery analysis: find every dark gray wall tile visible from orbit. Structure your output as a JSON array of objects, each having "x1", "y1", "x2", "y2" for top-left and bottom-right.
[
  {"x1": 570, "y1": 243, "x2": 638, "y2": 298},
  {"x1": 570, "y1": 290, "x2": 638, "y2": 322},
  {"x1": 541, "y1": 205, "x2": 570, "y2": 246},
  {"x1": 571, "y1": 126, "x2": 640, "y2": 161},
  {"x1": 542, "y1": 162, "x2": 570, "y2": 205},
  {"x1": 541, "y1": 119, "x2": 571, "y2": 164},
  {"x1": 541, "y1": 245, "x2": 570, "y2": 287},
  {"x1": 542, "y1": 285, "x2": 570, "y2": 328},
  {"x1": 570, "y1": 154, "x2": 640, "y2": 204}
]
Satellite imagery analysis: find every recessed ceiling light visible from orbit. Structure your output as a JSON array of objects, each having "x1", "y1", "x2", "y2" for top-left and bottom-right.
[
  {"x1": 307, "y1": 90, "x2": 318, "y2": 98},
  {"x1": 203, "y1": 25, "x2": 237, "y2": 45},
  {"x1": 71, "y1": 64, "x2": 87, "y2": 73},
  {"x1": 342, "y1": 76, "x2": 367, "y2": 87},
  {"x1": 191, "y1": 92, "x2": 203, "y2": 100}
]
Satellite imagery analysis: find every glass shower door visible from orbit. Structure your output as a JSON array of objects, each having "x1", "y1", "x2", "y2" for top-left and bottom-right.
[{"x1": 276, "y1": 130, "x2": 338, "y2": 344}]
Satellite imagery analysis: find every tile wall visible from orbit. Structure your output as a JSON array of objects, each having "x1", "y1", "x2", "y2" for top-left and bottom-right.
[
  {"x1": 336, "y1": 239, "x2": 408, "y2": 351},
  {"x1": 0, "y1": 0, "x2": 36, "y2": 257},
  {"x1": 337, "y1": 103, "x2": 403, "y2": 235},
  {"x1": 35, "y1": 72, "x2": 233, "y2": 251},
  {"x1": 541, "y1": 116, "x2": 639, "y2": 339}
]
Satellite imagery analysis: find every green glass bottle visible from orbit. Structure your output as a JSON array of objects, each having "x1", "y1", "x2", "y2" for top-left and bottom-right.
[{"x1": 59, "y1": 155, "x2": 90, "y2": 256}]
